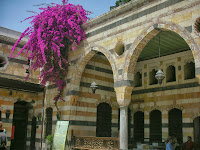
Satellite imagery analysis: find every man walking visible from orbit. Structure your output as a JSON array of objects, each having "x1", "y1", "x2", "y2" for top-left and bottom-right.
[{"x1": 166, "y1": 137, "x2": 174, "y2": 150}]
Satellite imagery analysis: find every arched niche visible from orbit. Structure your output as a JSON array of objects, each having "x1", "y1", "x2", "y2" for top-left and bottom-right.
[{"x1": 122, "y1": 21, "x2": 200, "y2": 83}]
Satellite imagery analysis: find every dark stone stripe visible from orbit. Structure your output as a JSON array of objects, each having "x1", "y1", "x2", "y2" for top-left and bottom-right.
[
  {"x1": 86, "y1": 0, "x2": 184, "y2": 37},
  {"x1": 183, "y1": 123, "x2": 193, "y2": 128},
  {"x1": 9, "y1": 58, "x2": 27, "y2": 65},
  {"x1": 48, "y1": 84, "x2": 58, "y2": 89},
  {"x1": 80, "y1": 82, "x2": 114, "y2": 92},
  {"x1": 0, "y1": 72, "x2": 37, "y2": 83},
  {"x1": 1, "y1": 118, "x2": 12, "y2": 123},
  {"x1": 162, "y1": 123, "x2": 168, "y2": 128},
  {"x1": 0, "y1": 39, "x2": 24, "y2": 48},
  {"x1": 185, "y1": 26, "x2": 192, "y2": 33},
  {"x1": 67, "y1": 81, "x2": 199, "y2": 96},
  {"x1": 132, "y1": 82, "x2": 199, "y2": 95},
  {"x1": 66, "y1": 90, "x2": 80, "y2": 96},
  {"x1": 67, "y1": 79, "x2": 71, "y2": 83},
  {"x1": 0, "y1": 76, "x2": 44, "y2": 92},
  {"x1": 118, "y1": 69, "x2": 123, "y2": 75},
  {"x1": 196, "y1": 67, "x2": 200, "y2": 75},
  {"x1": 143, "y1": 123, "x2": 193, "y2": 128},
  {"x1": 114, "y1": 80, "x2": 134, "y2": 87},
  {"x1": 70, "y1": 59, "x2": 78, "y2": 64},
  {"x1": 51, "y1": 120, "x2": 118, "y2": 127},
  {"x1": 85, "y1": 64, "x2": 113, "y2": 74}
]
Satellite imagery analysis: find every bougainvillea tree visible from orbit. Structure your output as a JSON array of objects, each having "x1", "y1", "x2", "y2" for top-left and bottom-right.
[{"x1": 10, "y1": 0, "x2": 90, "y2": 117}]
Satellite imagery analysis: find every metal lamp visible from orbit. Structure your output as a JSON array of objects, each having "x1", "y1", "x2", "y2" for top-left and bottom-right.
[
  {"x1": 155, "y1": 69, "x2": 165, "y2": 85},
  {"x1": 90, "y1": 81, "x2": 98, "y2": 94},
  {"x1": 90, "y1": 57, "x2": 98, "y2": 93},
  {"x1": 155, "y1": 32, "x2": 165, "y2": 84}
]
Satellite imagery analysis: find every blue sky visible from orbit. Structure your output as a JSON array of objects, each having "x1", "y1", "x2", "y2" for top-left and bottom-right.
[{"x1": 0, "y1": 0, "x2": 116, "y2": 32}]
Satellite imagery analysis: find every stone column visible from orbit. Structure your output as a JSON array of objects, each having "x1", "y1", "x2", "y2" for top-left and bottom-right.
[{"x1": 115, "y1": 86, "x2": 133, "y2": 150}]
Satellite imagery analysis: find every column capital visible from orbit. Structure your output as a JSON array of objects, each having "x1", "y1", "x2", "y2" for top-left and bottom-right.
[
  {"x1": 114, "y1": 86, "x2": 134, "y2": 107},
  {"x1": 196, "y1": 75, "x2": 200, "y2": 84}
]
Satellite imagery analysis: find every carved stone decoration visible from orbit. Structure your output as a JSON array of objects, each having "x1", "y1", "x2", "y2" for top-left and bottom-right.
[
  {"x1": 192, "y1": 112, "x2": 200, "y2": 120},
  {"x1": 114, "y1": 86, "x2": 134, "y2": 106},
  {"x1": 148, "y1": 105, "x2": 163, "y2": 113},
  {"x1": 196, "y1": 74, "x2": 200, "y2": 84},
  {"x1": 167, "y1": 104, "x2": 183, "y2": 111},
  {"x1": 75, "y1": 138, "x2": 81, "y2": 147},
  {"x1": 83, "y1": 138, "x2": 103, "y2": 149},
  {"x1": 95, "y1": 95, "x2": 113, "y2": 108},
  {"x1": 132, "y1": 106, "x2": 144, "y2": 113},
  {"x1": 107, "y1": 140, "x2": 114, "y2": 149}
]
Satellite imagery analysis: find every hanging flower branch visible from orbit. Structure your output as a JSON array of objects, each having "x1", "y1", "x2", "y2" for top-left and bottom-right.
[{"x1": 10, "y1": 0, "x2": 90, "y2": 103}]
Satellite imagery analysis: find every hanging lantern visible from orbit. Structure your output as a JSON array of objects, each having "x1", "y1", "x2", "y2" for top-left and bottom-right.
[
  {"x1": 90, "y1": 81, "x2": 98, "y2": 94},
  {"x1": 155, "y1": 69, "x2": 165, "y2": 85},
  {"x1": 155, "y1": 32, "x2": 165, "y2": 85}
]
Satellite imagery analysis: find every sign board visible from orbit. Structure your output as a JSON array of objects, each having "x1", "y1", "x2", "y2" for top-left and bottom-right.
[{"x1": 53, "y1": 121, "x2": 70, "y2": 150}]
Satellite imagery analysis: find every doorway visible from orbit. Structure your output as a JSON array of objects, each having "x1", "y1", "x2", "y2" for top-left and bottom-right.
[{"x1": 11, "y1": 101, "x2": 29, "y2": 150}]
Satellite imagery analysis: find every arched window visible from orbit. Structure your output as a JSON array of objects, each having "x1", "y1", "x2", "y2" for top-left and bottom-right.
[
  {"x1": 166, "y1": 65, "x2": 176, "y2": 82},
  {"x1": 96, "y1": 103, "x2": 112, "y2": 137},
  {"x1": 169, "y1": 108, "x2": 183, "y2": 143},
  {"x1": 150, "y1": 110, "x2": 162, "y2": 142},
  {"x1": 149, "y1": 69, "x2": 157, "y2": 85},
  {"x1": 193, "y1": 116, "x2": 200, "y2": 146},
  {"x1": 134, "y1": 72, "x2": 142, "y2": 87},
  {"x1": 184, "y1": 62, "x2": 195, "y2": 80},
  {"x1": 45, "y1": 107, "x2": 53, "y2": 137},
  {"x1": 134, "y1": 111, "x2": 144, "y2": 142}
]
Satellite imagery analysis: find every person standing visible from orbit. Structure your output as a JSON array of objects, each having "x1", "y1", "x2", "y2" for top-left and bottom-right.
[
  {"x1": 166, "y1": 137, "x2": 175, "y2": 150},
  {"x1": 183, "y1": 136, "x2": 196, "y2": 150},
  {"x1": 0, "y1": 121, "x2": 7, "y2": 150}
]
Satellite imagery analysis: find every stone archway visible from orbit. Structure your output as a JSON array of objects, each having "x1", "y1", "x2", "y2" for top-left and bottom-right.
[
  {"x1": 122, "y1": 20, "x2": 200, "y2": 83},
  {"x1": 68, "y1": 44, "x2": 117, "y2": 104}
]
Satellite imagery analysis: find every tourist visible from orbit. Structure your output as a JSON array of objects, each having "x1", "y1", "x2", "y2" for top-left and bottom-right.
[
  {"x1": 166, "y1": 136, "x2": 175, "y2": 150},
  {"x1": 0, "y1": 121, "x2": 7, "y2": 150},
  {"x1": 183, "y1": 136, "x2": 196, "y2": 150}
]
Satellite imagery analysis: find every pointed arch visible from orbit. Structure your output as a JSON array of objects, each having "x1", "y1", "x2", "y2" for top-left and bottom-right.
[
  {"x1": 122, "y1": 20, "x2": 200, "y2": 82},
  {"x1": 68, "y1": 44, "x2": 117, "y2": 95}
]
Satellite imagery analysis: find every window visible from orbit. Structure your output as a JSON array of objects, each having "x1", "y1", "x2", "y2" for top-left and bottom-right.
[
  {"x1": 169, "y1": 108, "x2": 183, "y2": 143},
  {"x1": 184, "y1": 62, "x2": 195, "y2": 80},
  {"x1": 96, "y1": 103, "x2": 112, "y2": 137},
  {"x1": 166, "y1": 65, "x2": 176, "y2": 82},
  {"x1": 134, "y1": 72, "x2": 142, "y2": 87},
  {"x1": 149, "y1": 69, "x2": 157, "y2": 85},
  {"x1": 134, "y1": 111, "x2": 144, "y2": 143},
  {"x1": 150, "y1": 110, "x2": 162, "y2": 142},
  {"x1": 45, "y1": 107, "x2": 53, "y2": 137},
  {"x1": 0, "y1": 51, "x2": 8, "y2": 70}
]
